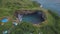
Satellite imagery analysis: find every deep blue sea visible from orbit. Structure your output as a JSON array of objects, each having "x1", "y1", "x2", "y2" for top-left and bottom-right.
[{"x1": 34, "y1": 0, "x2": 60, "y2": 15}]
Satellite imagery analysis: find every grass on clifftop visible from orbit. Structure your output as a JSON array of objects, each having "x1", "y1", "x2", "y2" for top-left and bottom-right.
[
  {"x1": 0, "y1": 0, "x2": 60, "y2": 34},
  {"x1": 0, "y1": 0, "x2": 41, "y2": 17}
]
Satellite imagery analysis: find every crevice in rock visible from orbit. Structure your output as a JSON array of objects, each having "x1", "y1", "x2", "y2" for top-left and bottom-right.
[{"x1": 14, "y1": 10, "x2": 46, "y2": 24}]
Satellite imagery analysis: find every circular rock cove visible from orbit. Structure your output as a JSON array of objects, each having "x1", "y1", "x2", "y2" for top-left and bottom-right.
[{"x1": 14, "y1": 10, "x2": 46, "y2": 24}]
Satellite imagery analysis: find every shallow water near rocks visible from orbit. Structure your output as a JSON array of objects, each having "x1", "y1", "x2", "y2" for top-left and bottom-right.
[{"x1": 18, "y1": 12, "x2": 45, "y2": 24}]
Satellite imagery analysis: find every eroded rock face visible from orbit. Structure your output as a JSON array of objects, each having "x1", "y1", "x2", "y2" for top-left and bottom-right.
[
  {"x1": 14, "y1": 10, "x2": 46, "y2": 24},
  {"x1": 15, "y1": 10, "x2": 36, "y2": 15}
]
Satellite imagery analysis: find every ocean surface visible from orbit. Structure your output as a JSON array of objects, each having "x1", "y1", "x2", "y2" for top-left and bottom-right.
[{"x1": 34, "y1": 0, "x2": 60, "y2": 15}]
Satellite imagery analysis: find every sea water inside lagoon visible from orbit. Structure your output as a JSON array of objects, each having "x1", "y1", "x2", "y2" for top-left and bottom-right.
[
  {"x1": 18, "y1": 11, "x2": 44, "y2": 24},
  {"x1": 22, "y1": 14, "x2": 41, "y2": 24},
  {"x1": 33, "y1": 0, "x2": 60, "y2": 16}
]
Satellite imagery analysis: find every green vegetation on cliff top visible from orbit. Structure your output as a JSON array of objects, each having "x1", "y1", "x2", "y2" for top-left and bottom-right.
[{"x1": 0, "y1": 0, "x2": 60, "y2": 34}]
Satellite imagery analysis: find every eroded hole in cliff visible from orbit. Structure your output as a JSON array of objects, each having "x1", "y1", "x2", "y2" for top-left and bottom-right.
[{"x1": 14, "y1": 10, "x2": 46, "y2": 24}]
